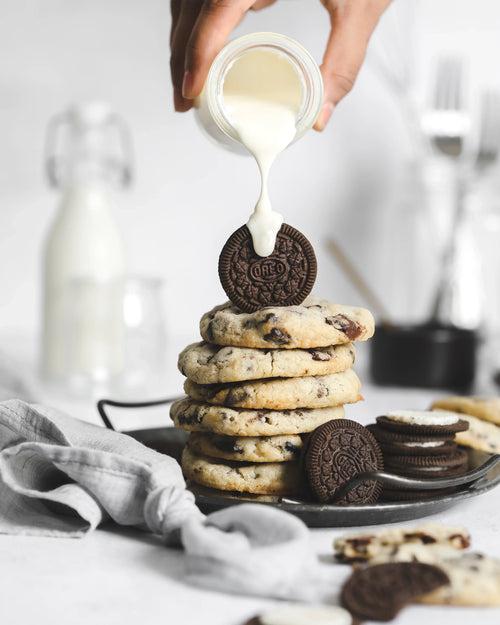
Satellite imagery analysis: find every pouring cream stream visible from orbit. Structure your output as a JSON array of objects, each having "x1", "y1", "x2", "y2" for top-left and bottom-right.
[{"x1": 222, "y1": 48, "x2": 304, "y2": 256}]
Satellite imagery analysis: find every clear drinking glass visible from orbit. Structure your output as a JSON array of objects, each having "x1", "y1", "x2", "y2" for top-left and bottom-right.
[
  {"x1": 54, "y1": 276, "x2": 167, "y2": 397},
  {"x1": 118, "y1": 277, "x2": 167, "y2": 395}
]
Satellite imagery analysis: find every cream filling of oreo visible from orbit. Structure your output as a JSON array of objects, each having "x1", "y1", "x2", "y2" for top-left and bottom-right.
[
  {"x1": 222, "y1": 48, "x2": 303, "y2": 257},
  {"x1": 386, "y1": 410, "x2": 459, "y2": 426},
  {"x1": 260, "y1": 605, "x2": 352, "y2": 625},
  {"x1": 403, "y1": 441, "x2": 445, "y2": 448}
]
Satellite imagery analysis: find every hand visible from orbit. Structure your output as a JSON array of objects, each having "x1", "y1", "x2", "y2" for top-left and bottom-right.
[
  {"x1": 169, "y1": 0, "x2": 391, "y2": 131},
  {"x1": 170, "y1": 0, "x2": 276, "y2": 113},
  {"x1": 314, "y1": 0, "x2": 391, "y2": 130}
]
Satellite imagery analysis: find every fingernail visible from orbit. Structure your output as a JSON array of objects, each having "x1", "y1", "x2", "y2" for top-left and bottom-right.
[
  {"x1": 315, "y1": 102, "x2": 335, "y2": 131},
  {"x1": 182, "y1": 71, "x2": 194, "y2": 98}
]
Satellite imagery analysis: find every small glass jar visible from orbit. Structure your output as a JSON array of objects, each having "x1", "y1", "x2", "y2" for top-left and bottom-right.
[{"x1": 195, "y1": 32, "x2": 323, "y2": 153}]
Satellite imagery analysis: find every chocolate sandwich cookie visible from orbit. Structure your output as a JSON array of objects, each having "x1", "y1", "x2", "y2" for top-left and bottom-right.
[
  {"x1": 376, "y1": 410, "x2": 469, "y2": 436},
  {"x1": 218, "y1": 224, "x2": 317, "y2": 312},
  {"x1": 367, "y1": 425, "x2": 457, "y2": 456},
  {"x1": 304, "y1": 419, "x2": 383, "y2": 504},
  {"x1": 341, "y1": 562, "x2": 450, "y2": 622},
  {"x1": 384, "y1": 448, "x2": 468, "y2": 479}
]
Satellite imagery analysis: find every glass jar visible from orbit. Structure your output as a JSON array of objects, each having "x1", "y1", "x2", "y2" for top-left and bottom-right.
[{"x1": 195, "y1": 32, "x2": 323, "y2": 153}]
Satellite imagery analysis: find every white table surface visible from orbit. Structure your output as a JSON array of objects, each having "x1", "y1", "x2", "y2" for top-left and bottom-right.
[{"x1": 1, "y1": 338, "x2": 499, "y2": 625}]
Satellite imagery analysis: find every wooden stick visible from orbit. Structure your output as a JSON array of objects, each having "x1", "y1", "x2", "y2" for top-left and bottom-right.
[{"x1": 325, "y1": 238, "x2": 391, "y2": 322}]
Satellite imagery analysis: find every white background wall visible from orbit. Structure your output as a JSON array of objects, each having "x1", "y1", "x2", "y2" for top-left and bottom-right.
[{"x1": 1, "y1": 0, "x2": 500, "y2": 342}]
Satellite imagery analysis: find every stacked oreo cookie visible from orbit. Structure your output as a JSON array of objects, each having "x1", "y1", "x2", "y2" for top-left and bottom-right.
[
  {"x1": 368, "y1": 410, "x2": 470, "y2": 501},
  {"x1": 171, "y1": 298, "x2": 375, "y2": 497}
]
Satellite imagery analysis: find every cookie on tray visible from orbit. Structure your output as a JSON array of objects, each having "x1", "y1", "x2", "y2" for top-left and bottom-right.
[
  {"x1": 199, "y1": 298, "x2": 375, "y2": 349},
  {"x1": 452, "y1": 414, "x2": 500, "y2": 454},
  {"x1": 384, "y1": 448, "x2": 468, "y2": 479},
  {"x1": 431, "y1": 396, "x2": 500, "y2": 426},
  {"x1": 170, "y1": 399, "x2": 345, "y2": 436},
  {"x1": 187, "y1": 432, "x2": 303, "y2": 463},
  {"x1": 367, "y1": 424, "x2": 456, "y2": 456},
  {"x1": 304, "y1": 419, "x2": 383, "y2": 504},
  {"x1": 376, "y1": 410, "x2": 469, "y2": 436},
  {"x1": 181, "y1": 447, "x2": 303, "y2": 496},
  {"x1": 184, "y1": 369, "x2": 362, "y2": 410},
  {"x1": 178, "y1": 341, "x2": 355, "y2": 384}
]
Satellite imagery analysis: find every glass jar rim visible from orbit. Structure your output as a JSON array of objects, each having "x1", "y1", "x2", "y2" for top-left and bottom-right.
[{"x1": 205, "y1": 32, "x2": 324, "y2": 145}]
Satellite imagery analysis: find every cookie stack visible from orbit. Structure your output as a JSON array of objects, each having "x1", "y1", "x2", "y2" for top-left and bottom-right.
[
  {"x1": 368, "y1": 410, "x2": 470, "y2": 500},
  {"x1": 171, "y1": 298, "x2": 375, "y2": 497}
]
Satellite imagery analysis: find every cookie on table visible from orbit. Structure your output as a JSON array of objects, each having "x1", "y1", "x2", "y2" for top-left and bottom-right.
[
  {"x1": 170, "y1": 399, "x2": 345, "y2": 436},
  {"x1": 376, "y1": 410, "x2": 469, "y2": 436},
  {"x1": 452, "y1": 414, "x2": 500, "y2": 454},
  {"x1": 184, "y1": 369, "x2": 362, "y2": 411},
  {"x1": 178, "y1": 341, "x2": 355, "y2": 384},
  {"x1": 334, "y1": 523, "x2": 470, "y2": 564},
  {"x1": 199, "y1": 298, "x2": 375, "y2": 350},
  {"x1": 418, "y1": 552, "x2": 500, "y2": 606},
  {"x1": 431, "y1": 396, "x2": 500, "y2": 426},
  {"x1": 341, "y1": 562, "x2": 449, "y2": 621},
  {"x1": 187, "y1": 432, "x2": 303, "y2": 463},
  {"x1": 181, "y1": 447, "x2": 303, "y2": 496}
]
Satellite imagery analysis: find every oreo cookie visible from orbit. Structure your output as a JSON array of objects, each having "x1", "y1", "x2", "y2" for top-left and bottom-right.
[
  {"x1": 304, "y1": 419, "x2": 383, "y2": 504},
  {"x1": 218, "y1": 224, "x2": 317, "y2": 313},
  {"x1": 367, "y1": 425, "x2": 457, "y2": 457},
  {"x1": 367, "y1": 424, "x2": 450, "y2": 444},
  {"x1": 341, "y1": 562, "x2": 450, "y2": 621},
  {"x1": 376, "y1": 412, "x2": 469, "y2": 436},
  {"x1": 385, "y1": 448, "x2": 468, "y2": 479}
]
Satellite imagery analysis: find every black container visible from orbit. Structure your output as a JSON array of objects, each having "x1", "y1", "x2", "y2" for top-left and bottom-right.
[{"x1": 370, "y1": 323, "x2": 478, "y2": 391}]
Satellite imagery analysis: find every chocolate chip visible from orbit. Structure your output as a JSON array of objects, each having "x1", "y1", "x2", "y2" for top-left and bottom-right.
[
  {"x1": 224, "y1": 387, "x2": 250, "y2": 406},
  {"x1": 263, "y1": 328, "x2": 291, "y2": 345},
  {"x1": 309, "y1": 349, "x2": 332, "y2": 362},
  {"x1": 325, "y1": 314, "x2": 361, "y2": 340}
]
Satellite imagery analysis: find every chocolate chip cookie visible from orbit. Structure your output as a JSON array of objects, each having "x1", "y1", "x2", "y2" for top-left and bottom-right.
[
  {"x1": 184, "y1": 369, "x2": 362, "y2": 410},
  {"x1": 170, "y1": 399, "x2": 345, "y2": 436},
  {"x1": 432, "y1": 396, "x2": 500, "y2": 426},
  {"x1": 178, "y1": 341, "x2": 355, "y2": 384},
  {"x1": 182, "y1": 447, "x2": 303, "y2": 496},
  {"x1": 199, "y1": 298, "x2": 375, "y2": 349},
  {"x1": 187, "y1": 432, "x2": 303, "y2": 463},
  {"x1": 334, "y1": 523, "x2": 470, "y2": 564}
]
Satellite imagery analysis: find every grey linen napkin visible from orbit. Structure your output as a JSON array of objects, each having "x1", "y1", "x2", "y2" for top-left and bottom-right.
[{"x1": 0, "y1": 399, "x2": 339, "y2": 601}]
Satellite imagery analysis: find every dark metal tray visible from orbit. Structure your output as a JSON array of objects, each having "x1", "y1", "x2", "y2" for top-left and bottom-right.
[{"x1": 121, "y1": 423, "x2": 500, "y2": 528}]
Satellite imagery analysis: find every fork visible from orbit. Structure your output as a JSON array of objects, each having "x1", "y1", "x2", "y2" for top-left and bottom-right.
[
  {"x1": 422, "y1": 57, "x2": 469, "y2": 158},
  {"x1": 423, "y1": 57, "x2": 471, "y2": 322},
  {"x1": 475, "y1": 90, "x2": 500, "y2": 175}
]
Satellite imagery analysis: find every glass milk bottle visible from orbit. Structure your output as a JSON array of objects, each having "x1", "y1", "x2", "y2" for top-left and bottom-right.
[
  {"x1": 194, "y1": 32, "x2": 323, "y2": 152},
  {"x1": 41, "y1": 102, "x2": 132, "y2": 393}
]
